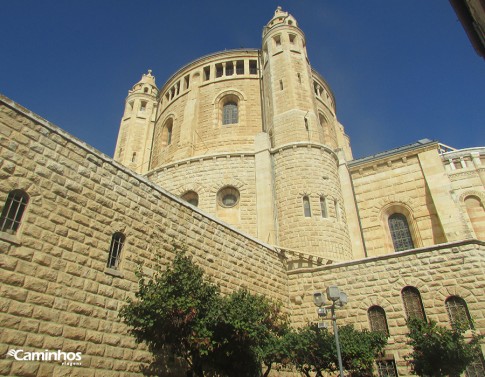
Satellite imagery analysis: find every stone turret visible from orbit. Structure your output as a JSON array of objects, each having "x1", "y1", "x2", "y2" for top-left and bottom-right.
[
  {"x1": 114, "y1": 70, "x2": 158, "y2": 174},
  {"x1": 262, "y1": 8, "x2": 353, "y2": 260}
]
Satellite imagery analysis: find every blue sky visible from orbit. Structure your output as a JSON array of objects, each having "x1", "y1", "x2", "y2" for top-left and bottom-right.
[{"x1": 1, "y1": 1, "x2": 484, "y2": 159}]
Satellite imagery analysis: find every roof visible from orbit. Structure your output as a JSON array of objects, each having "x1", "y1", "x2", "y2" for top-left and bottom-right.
[{"x1": 348, "y1": 138, "x2": 437, "y2": 166}]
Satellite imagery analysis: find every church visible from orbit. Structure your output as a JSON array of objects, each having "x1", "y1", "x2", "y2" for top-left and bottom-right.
[{"x1": 1, "y1": 7, "x2": 484, "y2": 377}]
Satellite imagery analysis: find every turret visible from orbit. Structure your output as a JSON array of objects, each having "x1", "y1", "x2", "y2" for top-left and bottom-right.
[
  {"x1": 262, "y1": 8, "x2": 353, "y2": 260},
  {"x1": 114, "y1": 70, "x2": 158, "y2": 174}
]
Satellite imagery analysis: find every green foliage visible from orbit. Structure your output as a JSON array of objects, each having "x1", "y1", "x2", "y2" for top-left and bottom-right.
[
  {"x1": 406, "y1": 318, "x2": 483, "y2": 377},
  {"x1": 119, "y1": 246, "x2": 289, "y2": 377},
  {"x1": 339, "y1": 325, "x2": 387, "y2": 377},
  {"x1": 119, "y1": 248, "x2": 221, "y2": 375},
  {"x1": 284, "y1": 323, "x2": 387, "y2": 377}
]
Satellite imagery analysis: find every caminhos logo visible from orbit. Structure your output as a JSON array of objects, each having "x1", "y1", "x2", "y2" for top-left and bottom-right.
[{"x1": 6, "y1": 349, "x2": 82, "y2": 366}]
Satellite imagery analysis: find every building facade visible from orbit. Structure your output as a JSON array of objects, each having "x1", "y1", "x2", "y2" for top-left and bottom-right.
[{"x1": 1, "y1": 7, "x2": 484, "y2": 377}]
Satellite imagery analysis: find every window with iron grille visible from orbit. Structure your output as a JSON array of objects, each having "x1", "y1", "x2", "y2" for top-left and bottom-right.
[
  {"x1": 388, "y1": 213, "x2": 414, "y2": 252},
  {"x1": 0, "y1": 190, "x2": 29, "y2": 234},
  {"x1": 107, "y1": 232, "x2": 125, "y2": 269},
  {"x1": 465, "y1": 354, "x2": 485, "y2": 377},
  {"x1": 376, "y1": 360, "x2": 398, "y2": 377},
  {"x1": 445, "y1": 296, "x2": 474, "y2": 330},
  {"x1": 402, "y1": 286, "x2": 426, "y2": 321},
  {"x1": 368, "y1": 306, "x2": 390, "y2": 337},
  {"x1": 222, "y1": 102, "x2": 238, "y2": 125}
]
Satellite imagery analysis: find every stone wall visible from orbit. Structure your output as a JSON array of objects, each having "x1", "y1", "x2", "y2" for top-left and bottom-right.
[
  {"x1": 0, "y1": 96, "x2": 288, "y2": 377},
  {"x1": 350, "y1": 146, "x2": 449, "y2": 257},
  {"x1": 287, "y1": 240, "x2": 485, "y2": 376}
]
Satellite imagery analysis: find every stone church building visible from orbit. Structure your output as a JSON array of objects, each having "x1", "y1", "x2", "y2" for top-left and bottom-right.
[{"x1": 1, "y1": 7, "x2": 484, "y2": 377}]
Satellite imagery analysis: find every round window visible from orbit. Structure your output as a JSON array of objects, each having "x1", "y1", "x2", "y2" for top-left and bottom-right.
[{"x1": 217, "y1": 187, "x2": 240, "y2": 208}]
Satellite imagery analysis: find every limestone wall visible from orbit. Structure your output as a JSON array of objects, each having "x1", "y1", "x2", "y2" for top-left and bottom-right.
[
  {"x1": 287, "y1": 240, "x2": 485, "y2": 376},
  {"x1": 147, "y1": 153, "x2": 258, "y2": 237},
  {"x1": 272, "y1": 144, "x2": 352, "y2": 260},
  {"x1": 0, "y1": 96, "x2": 288, "y2": 377},
  {"x1": 150, "y1": 50, "x2": 263, "y2": 168},
  {"x1": 350, "y1": 146, "x2": 449, "y2": 257}
]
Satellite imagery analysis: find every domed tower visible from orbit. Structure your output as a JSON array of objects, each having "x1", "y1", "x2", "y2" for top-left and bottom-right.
[
  {"x1": 262, "y1": 7, "x2": 353, "y2": 260},
  {"x1": 114, "y1": 70, "x2": 158, "y2": 174}
]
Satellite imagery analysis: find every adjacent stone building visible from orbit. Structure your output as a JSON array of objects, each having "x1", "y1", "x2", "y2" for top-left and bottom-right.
[{"x1": 1, "y1": 7, "x2": 484, "y2": 377}]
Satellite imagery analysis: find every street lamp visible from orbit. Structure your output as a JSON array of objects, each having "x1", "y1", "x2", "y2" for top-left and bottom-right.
[{"x1": 313, "y1": 285, "x2": 348, "y2": 377}]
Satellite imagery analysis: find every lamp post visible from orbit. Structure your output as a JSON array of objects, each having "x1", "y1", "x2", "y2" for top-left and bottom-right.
[{"x1": 313, "y1": 285, "x2": 348, "y2": 377}]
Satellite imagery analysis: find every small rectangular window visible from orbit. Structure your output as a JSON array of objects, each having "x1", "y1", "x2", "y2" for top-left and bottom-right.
[
  {"x1": 280, "y1": 80, "x2": 284, "y2": 90},
  {"x1": 203, "y1": 66, "x2": 211, "y2": 81},
  {"x1": 274, "y1": 35, "x2": 281, "y2": 46},
  {"x1": 216, "y1": 63, "x2": 223, "y2": 78},
  {"x1": 249, "y1": 60, "x2": 257, "y2": 75},
  {"x1": 236, "y1": 60, "x2": 244, "y2": 74},
  {"x1": 303, "y1": 196, "x2": 311, "y2": 217},
  {"x1": 226, "y1": 62, "x2": 234, "y2": 76},
  {"x1": 0, "y1": 190, "x2": 29, "y2": 234},
  {"x1": 140, "y1": 101, "x2": 147, "y2": 112},
  {"x1": 289, "y1": 34, "x2": 296, "y2": 44},
  {"x1": 107, "y1": 232, "x2": 125, "y2": 270},
  {"x1": 320, "y1": 197, "x2": 327, "y2": 218}
]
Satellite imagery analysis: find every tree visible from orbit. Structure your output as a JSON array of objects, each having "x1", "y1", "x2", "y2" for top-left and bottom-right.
[
  {"x1": 338, "y1": 325, "x2": 387, "y2": 377},
  {"x1": 406, "y1": 317, "x2": 483, "y2": 377},
  {"x1": 285, "y1": 324, "x2": 387, "y2": 377},
  {"x1": 119, "y1": 247, "x2": 289, "y2": 377},
  {"x1": 119, "y1": 249, "x2": 221, "y2": 376}
]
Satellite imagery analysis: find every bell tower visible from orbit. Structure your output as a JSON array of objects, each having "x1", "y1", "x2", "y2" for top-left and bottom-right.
[
  {"x1": 114, "y1": 70, "x2": 158, "y2": 174},
  {"x1": 262, "y1": 7, "x2": 353, "y2": 261}
]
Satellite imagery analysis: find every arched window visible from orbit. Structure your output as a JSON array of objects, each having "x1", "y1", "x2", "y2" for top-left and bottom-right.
[
  {"x1": 162, "y1": 119, "x2": 173, "y2": 146},
  {"x1": 181, "y1": 191, "x2": 199, "y2": 207},
  {"x1": 388, "y1": 213, "x2": 414, "y2": 252},
  {"x1": 368, "y1": 306, "x2": 389, "y2": 337},
  {"x1": 0, "y1": 190, "x2": 29, "y2": 234},
  {"x1": 107, "y1": 232, "x2": 125, "y2": 269},
  {"x1": 445, "y1": 296, "x2": 474, "y2": 330},
  {"x1": 320, "y1": 196, "x2": 327, "y2": 218},
  {"x1": 303, "y1": 196, "x2": 311, "y2": 217},
  {"x1": 401, "y1": 286, "x2": 426, "y2": 320},
  {"x1": 222, "y1": 102, "x2": 238, "y2": 125},
  {"x1": 464, "y1": 195, "x2": 485, "y2": 239}
]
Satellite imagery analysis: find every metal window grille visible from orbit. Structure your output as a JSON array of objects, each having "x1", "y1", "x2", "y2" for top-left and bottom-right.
[
  {"x1": 402, "y1": 287, "x2": 426, "y2": 321},
  {"x1": 368, "y1": 306, "x2": 389, "y2": 337},
  {"x1": 0, "y1": 190, "x2": 29, "y2": 234},
  {"x1": 222, "y1": 102, "x2": 238, "y2": 125},
  {"x1": 377, "y1": 360, "x2": 398, "y2": 377},
  {"x1": 388, "y1": 213, "x2": 414, "y2": 251},
  {"x1": 303, "y1": 196, "x2": 311, "y2": 217},
  {"x1": 107, "y1": 233, "x2": 124, "y2": 269},
  {"x1": 446, "y1": 296, "x2": 473, "y2": 330},
  {"x1": 466, "y1": 354, "x2": 485, "y2": 377}
]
